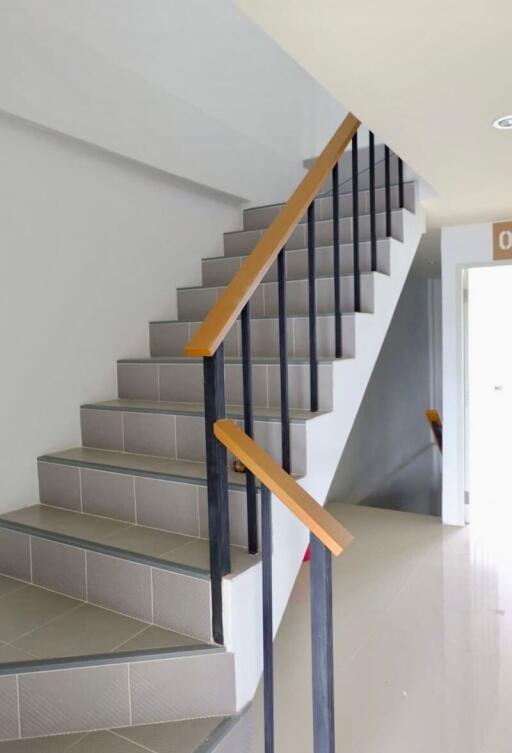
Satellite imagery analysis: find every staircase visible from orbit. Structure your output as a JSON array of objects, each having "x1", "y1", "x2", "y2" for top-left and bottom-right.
[{"x1": 0, "y1": 115, "x2": 425, "y2": 750}]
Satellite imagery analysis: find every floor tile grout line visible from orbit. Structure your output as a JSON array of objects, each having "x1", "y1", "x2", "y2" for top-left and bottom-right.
[
  {"x1": 111, "y1": 729, "x2": 160, "y2": 753},
  {"x1": 63, "y1": 732, "x2": 95, "y2": 752},
  {"x1": 10, "y1": 601, "x2": 85, "y2": 645},
  {"x1": 0, "y1": 578, "x2": 30, "y2": 601},
  {"x1": 1, "y1": 637, "x2": 38, "y2": 658}
]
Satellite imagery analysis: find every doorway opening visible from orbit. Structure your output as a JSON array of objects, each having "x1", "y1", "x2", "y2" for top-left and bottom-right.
[{"x1": 466, "y1": 264, "x2": 512, "y2": 533}]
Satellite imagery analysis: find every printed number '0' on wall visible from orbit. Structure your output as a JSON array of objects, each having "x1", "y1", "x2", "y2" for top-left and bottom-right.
[{"x1": 493, "y1": 220, "x2": 512, "y2": 260}]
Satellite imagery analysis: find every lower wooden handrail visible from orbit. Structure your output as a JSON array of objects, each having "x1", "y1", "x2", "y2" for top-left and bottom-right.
[{"x1": 213, "y1": 419, "x2": 353, "y2": 556}]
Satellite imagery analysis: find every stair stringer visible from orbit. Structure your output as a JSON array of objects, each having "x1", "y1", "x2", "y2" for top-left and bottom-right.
[{"x1": 222, "y1": 198, "x2": 426, "y2": 709}]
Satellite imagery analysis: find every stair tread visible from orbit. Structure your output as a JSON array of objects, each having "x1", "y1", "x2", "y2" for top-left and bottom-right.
[
  {"x1": 224, "y1": 205, "x2": 408, "y2": 236},
  {"x1": 151, "y1": 312, "x2": 360, "y2": 323},
  {"x1": 39, "y1": 446, "x2": 256, "y2": 487},
  {"x1": 0, "y1": 505, "x2": 258, "y2": 579},
  {"x1": 178, "y1": 269, "x2": 380, "y2": 292},
  {"x1": 82, "y1": 398, "x2": 325, "y2": 423},
  {"x1": 0, "y1": 712, "x2": 244, "y2": 752},
  {"x1": 201, "y1": 236, "x2": 393, "y2": 264},
  {"x1": 0, "y1": 571, "x2": 211, "y2": 672}
]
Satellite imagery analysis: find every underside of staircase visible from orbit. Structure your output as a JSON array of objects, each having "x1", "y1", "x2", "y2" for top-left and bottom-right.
[{"x1": 0, "y1": 152, "x2": 425, "y2": 749}]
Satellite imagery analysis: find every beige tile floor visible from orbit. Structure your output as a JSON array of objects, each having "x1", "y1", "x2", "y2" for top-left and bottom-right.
[
  {"x1": 252, "y1": 502, "x2": 512, "y2": 753},
  {"x1": 0, "y1": 575, "x2": 200, "y2": 663}
]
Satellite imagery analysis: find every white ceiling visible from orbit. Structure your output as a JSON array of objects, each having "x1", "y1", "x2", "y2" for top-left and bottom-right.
[{"x1": 235, "y1": 0, "x2": 512, "y2": 235}]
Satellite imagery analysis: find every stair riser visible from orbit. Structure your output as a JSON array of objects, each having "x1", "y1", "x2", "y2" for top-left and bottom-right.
[
  {"x1": 151, "y1": 313, "x2": 356, "y2": 359},
  {"x1": 37, "y1": 461, "x2": 254, "y2": 547},
  {"x1": 243, "y1": 182, "x2": 414, "y2": 231},
  {"x1": 0, "y1": 651, "x2": 235, "y2": 740},
  {"x1": 118, "y1": 361, "x2": 333, "y2": 411},
  {"x1": 0, "y1": 524, "x2": 212, "y2": 642},
  {"x1": 202, "y1": 239, "x2": 390, "y2": 287},
  {"x1": 81, "y1": 408, "x2": 307, "y2": 475},
  {"x1": 177, "y1": 273, "x2": 373, "y2": 321},
  {"x1": 224, "y1": 209, "x2": 403, "y2": 258}
]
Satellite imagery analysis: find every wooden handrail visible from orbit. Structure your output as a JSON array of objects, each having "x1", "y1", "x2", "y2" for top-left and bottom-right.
[
  {"x1": 214, "y1": 419, "x2": 353, "y2": 556},
  {"x1": 185, "y1": 112, "x2": 361, "y2": 357}
]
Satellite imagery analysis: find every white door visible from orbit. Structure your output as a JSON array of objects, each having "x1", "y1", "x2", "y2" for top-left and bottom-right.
[{"x1": 467, "y1": 265, "x2": 512, "y2": 529}]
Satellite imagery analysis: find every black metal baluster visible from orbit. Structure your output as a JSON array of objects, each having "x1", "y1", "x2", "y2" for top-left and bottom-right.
[
  {"x1": 310, "y1": 534, "x2": 335, "y2": 753},
  {"x1": 369, "y1": 132, "x2": 377, "y2": 272},
  {"x1": 332, "y1": 164, "x2": 342, "y2": 358},
  {"x1": 398, "y1": 156, "x2": 404, "y2": 209},
  {"x1": 308, "y1": 201, "x2": 318, "y2": 412},
  {"x1": 241, "y1": 302, "x2": 258, "y2": 554},
  {"x1": 277, "y1": 248, "x2": 291, "y2": 473},
  {"x1": 351, "y1": 133, "x2": 361, "y2": 313},
  {"x1": 203, "y1": 343, "x2": 231, "y2": 644},
  {"x1": 385, "y1": 145, "x2": 391, "y2": 237},
  {"x1": 261, "y1": 484, "x2": 274, "y2": 753}
]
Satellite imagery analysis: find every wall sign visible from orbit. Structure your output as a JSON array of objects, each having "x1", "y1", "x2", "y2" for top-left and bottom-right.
[{"x1": 493, "y1": 220, "x2": 512, "y2": 260}]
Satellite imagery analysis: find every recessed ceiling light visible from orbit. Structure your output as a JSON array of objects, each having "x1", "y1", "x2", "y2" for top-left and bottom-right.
[{"x1": 493, "y1": 115, "x2": 512, "y2": 130}]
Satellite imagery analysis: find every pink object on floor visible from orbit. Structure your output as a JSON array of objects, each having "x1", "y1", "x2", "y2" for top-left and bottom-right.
[{"x1": 303, "y1": 545, "x2": 311, "y2": 562}]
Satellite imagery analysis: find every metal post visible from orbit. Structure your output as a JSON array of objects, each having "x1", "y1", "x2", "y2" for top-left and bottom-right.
[
  {"x1": 277, "y1": 248, "x2": 291, "y2": 473},
  {"x1": 398, "y1": 157, "x2": 404, "y2": 209},
  {"x1": 308, "y1": 201, "x2": 318, "y2": 412},
  {"x1": 310, "y1": 534, "x2": 335, "y2": 753},
  {"x1": 369, "y1": 131, "x2": 377, "y2": 272},
  {"x1": 241, "y1": 302, "x2": 258, "y2": 554},
  {"x1": 332, "y1": 164, "x2": 342, "y2": 358},
  {"x1": 385, "y1": 146, "x2": 391, "y2": 237},
  {"x1": 203, "y1": 343, "x2": 231, "y2": 644},
  {"x1": 351, "y1": 133, "x2": 361, "y2": 312},
  {"x1": 261, "y1": 485, "x2": 274, "y2": 753}
]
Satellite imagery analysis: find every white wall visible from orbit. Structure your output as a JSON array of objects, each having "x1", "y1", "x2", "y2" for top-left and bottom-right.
[
  {"x1": 0, "y1": 111, "x2": 241, "y2": 514},
  {"x1": 0, "y1": 0, "x2": 347, "y2": 205},
  {"x1": 441, "y1": 222, "x2": 498, "y2": 525},
  {"x1": 327, "y1": 273, "x2": 442, "y2": 515}
]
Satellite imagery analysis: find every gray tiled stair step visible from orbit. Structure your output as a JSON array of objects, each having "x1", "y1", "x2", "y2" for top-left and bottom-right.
[
  {"x1": 0, "y1": 576, "x2": 237, "y2": 738},
  {"x1": 118, "y1": 356, "x2": 335, "y2": 411},
  {"x1": 223, "y1": 207, "x2": 405, "y2": 258},
  {"x1": 81, "y1": 399, "x2": 318, "y2": 474},
  {"x1": 36, "y1": 447, "x2": 275, "y2": 547},
  {"x1": 177, "y1": 271, "x2": 374, "y2": 321},
  {"x1": 201, "y1": 238, "x2": 392, "y2": 287},
  {"x1": 0, "y1": 506, "x2": 255, "y2": 641},
  {"x1": 0, "y1": 698, "x2": 251, "y2": 750},
  {"x1": 307, "y1": 144, "x2": 400, "y2": 195},
  {"x1": 152, "y1": 312, "x2": 357, "y2": 359},
  {"x1": 242, "y1": 181, "x2": 415, "y2": 230}
]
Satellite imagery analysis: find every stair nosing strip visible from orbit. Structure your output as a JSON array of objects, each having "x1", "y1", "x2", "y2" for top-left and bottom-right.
[
  {"x1": 177, "y1": 270, "x2": 380, "y2": 293},
  {"x1": 150, "y1": 312, "x2": 360, "y2": 324},
  {"x1": 0, "y1": 643, "x2": 223, "y2": 677},
  {"x1": 0, "y1": 517, "x2": 212, "y2": 579},
  {"x1": 37, "y1": 453, "x2": 249, "y2": 490},
  {"x1": 81, "y1": 403, "x2": 311, "y2": 423},
  {"x1": 201, "y1": 236, "x2": 394, "y2": 263},
  {"x1": 117, "y1": 356, "x2": 340, "y2": 364}
]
